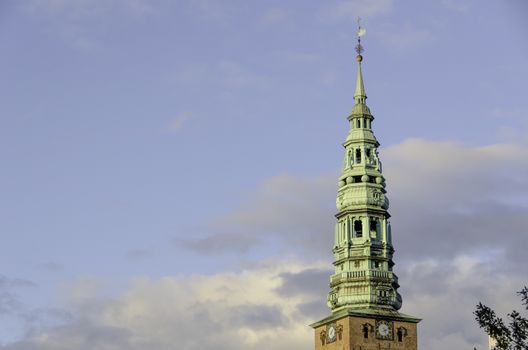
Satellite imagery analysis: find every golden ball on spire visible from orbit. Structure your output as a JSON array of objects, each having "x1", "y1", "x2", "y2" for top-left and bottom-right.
[{"x1": 356, "y1": 54, "x2": 363, "y2": 62}]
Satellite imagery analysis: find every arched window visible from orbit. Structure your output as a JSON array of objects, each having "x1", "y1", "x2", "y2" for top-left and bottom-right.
[
  {"x1": 354, "y1": 220, "x2": 363, "y2": 238},
  {"x1": 355, "y1": 149, "x2": 361, "y2": 164},
  {"x1": 397, "y1": 328, "x2": 403, "y2": 342},
  {"x1": 357, "y1": 119, "x2": 361, "y2": 128},
  {"x1": 370, "y1": 219, "x2": 378, "y2": 239},
  {"x1": 363, "y1": 325, "x2": 369, "y2": 339}
]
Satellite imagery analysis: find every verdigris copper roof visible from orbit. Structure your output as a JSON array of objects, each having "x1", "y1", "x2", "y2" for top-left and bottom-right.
[{"x1": 350, "y1": 103, "x2": 371, "y2": 116}]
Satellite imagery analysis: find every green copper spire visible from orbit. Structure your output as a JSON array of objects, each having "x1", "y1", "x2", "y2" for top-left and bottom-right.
[
  {"x1": 354, "y1": 57, "x2": 366, "y2": 104},
  {"x1": 327, "y1": 26, "x2": 403, "y2": 314}
]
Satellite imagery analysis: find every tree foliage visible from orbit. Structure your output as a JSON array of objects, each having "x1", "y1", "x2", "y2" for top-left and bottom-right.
[{"x1": 474, "y1": 287, "x2": 528, "y2": 350}]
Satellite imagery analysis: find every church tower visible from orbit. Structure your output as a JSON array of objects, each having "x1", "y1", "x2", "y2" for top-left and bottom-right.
[{"x1": 310, "y1": 26, "x2": 420, "y2": 350}]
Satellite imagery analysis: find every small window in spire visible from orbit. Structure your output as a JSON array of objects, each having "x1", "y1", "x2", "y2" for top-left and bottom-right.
[
  {"x1": 397, "y1": 329, "x2": 403, "y2": 342},
  {"x1": 357, "y1": 119, "x2": 361, "y2": 128},
  {"x1": 354, "y1": 220, "x2": 363, "y2": 238},
  {"x1": 370, "y1": 219, "x2": 378, "y2": 239},
  {"x1": 355, "y1": 149, "x2": 361, "y2": 164}
]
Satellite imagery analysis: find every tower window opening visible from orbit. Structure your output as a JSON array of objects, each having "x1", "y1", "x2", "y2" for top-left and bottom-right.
[
  {"x1": 363, "y1": 325, "x2": 369, "y2": 339},
  {"x1": 370, "y1": 219, "x2": 378, "y2": 239},
  {"x1": 366, "y1": 148, "x2": 371, "y2": 158},
  {"x1": 374, "y1": 261, "x2": 380, "y2": 269},
  {"x1": 397, "y1": 329, "x2": 403, "y2": 342},
  {"x1": 357, "y1": 119, "x2": 361, "y2": 128},
  {"x1": 354, "y1": 220, "x2": 363, "y2": 238},
  {"x1": 355, "y1": 149, "x2": 361, "y2": 163}
]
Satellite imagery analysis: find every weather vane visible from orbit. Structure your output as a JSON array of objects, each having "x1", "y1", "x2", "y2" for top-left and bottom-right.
[{"x1": 355, "y1": 17, "x2": 367, "y2": 61}]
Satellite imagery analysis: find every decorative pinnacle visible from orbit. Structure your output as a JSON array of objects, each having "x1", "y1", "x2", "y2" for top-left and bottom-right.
[
  {"x1": 354, "y1": 18, "x2": 367, "y2": 103},
  {"x1": 355, "y1": 17, "x2": 366, "y2": 62}
]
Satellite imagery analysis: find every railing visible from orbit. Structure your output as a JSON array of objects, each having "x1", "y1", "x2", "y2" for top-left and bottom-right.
[{"x1": 331, "y1": 270, "x2": 393, "y2": 284}]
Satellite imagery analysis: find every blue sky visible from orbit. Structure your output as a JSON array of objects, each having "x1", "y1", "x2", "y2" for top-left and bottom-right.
[{"x1": 1, "y1": 1, "x2": 527, "y2": 349}]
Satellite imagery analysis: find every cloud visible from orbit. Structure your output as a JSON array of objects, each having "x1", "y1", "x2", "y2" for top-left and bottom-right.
[
  {"x1": 2, "y1": 253, "x2": 524, "y2": 350},
  {"x1": 398, "y1": 252, "x2": 526, "y2": 350},
  {"x1": 382, "y1": 139, "x2": 528, "y2": 263},
  {"x1": 183, "y1": 138, "x2": 528, "y2": 265},
  {"x1": 0, "y1": 277, "x2": 33, "y2": 316},
  {"x1": 5, "y1": 138, "x2": 526, "y2": 349},
  {"x1": 0, "y1": 276, "x2": 70, "y2": 345},
  {"x1": 207, "y1": 139, "x2": 528, "y2": 261},
  {"x1": 1, "y1": 261, "x2": 327, "y2": 350},
  {"x1": 217, "y1": 174, "x2": 336, "y2": 256},
  {"x1": 324, "y1": 0, "x2": 393, "y2": 20},
  {"x1": 275, "y1": 268, "x2": 331, "y2": 299},
  {"x1": 172, "y1": 138, "x2": 528, "y2": 349}
]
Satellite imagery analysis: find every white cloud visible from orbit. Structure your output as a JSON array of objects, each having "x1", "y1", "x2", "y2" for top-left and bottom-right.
[
  {"x1": 1, "y1": 261, "x2": 328, "y2": 350},
  {"x1": 381, "y1": 139, "x2": 528, "y2": 261},
  {"x1": 400, "y1": 252, "x2": 526, "y2": 350},
  {"x1": 2, "y1": 253, "x2": 525, "y2": 350},
  {"x1": 6, "y1": 138, "x2": 528, "y2": 349},
  {"x1": 181, "y1": 138, "x2": 528, "y2": 264}
]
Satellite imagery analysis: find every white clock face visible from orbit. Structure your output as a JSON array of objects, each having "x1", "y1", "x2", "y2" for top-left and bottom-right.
[
  {"x1": 376, "y1": 320, "x2": 393, "y2": 340},
  {"x1": 328, "y1": 326, "x2": 336, "y2": 338},
  {"x1": 378, "y1": 324, "x2": 389, "y2": 336},
  {"x1": 327, "y1": 323, "x2": 337, "y2": 342}
]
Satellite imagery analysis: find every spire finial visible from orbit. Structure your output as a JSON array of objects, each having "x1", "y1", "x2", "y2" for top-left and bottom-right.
[
  {"x1": 355, "y1": 17, "x2": 366, "y2": 62},
  {"x1": 354, "y1": 18, "x2": 367, "y2": 103}
]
